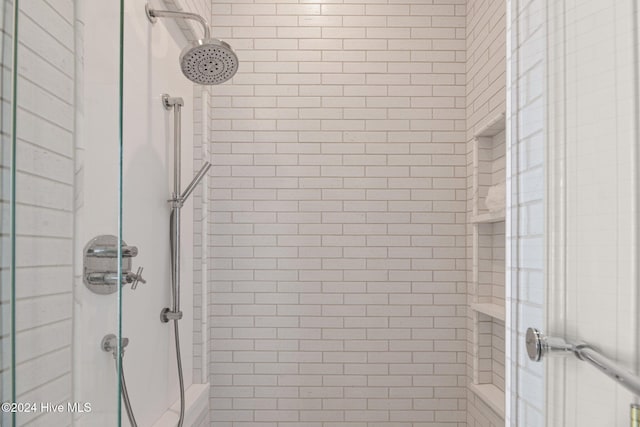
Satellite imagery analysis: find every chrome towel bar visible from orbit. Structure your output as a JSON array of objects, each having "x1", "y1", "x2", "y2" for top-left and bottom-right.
[{"x1": 526, "y1": 328, "x2": 640, "y2": 396}]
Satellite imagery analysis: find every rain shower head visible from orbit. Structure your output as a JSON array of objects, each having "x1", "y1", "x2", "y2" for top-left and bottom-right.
[
  {"x1": 180, "y1": 39, "x2": 239, "y2": 85},
  {"x1": 146, "y1": 4, "x2": 239, "y2": 85}
]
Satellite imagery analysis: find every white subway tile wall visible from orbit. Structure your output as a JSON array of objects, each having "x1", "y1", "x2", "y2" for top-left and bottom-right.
[
  {"x1": 465, "y1": 0, "x2": 506, "y2": 425},
  {"x1": 193, "y1": 81, "x2": 213, "y2": 392},
  {"x1": 207, "y1": 1, "x2": 469, "y2": 425}
]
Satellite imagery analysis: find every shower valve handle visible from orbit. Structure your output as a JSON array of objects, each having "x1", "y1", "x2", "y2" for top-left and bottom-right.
[{"x1": 130, "y1": 267, "x2": 146, "y2": 290}]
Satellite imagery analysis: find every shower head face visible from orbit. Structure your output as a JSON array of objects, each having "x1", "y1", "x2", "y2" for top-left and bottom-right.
[{"x1": 180, "y1": 38, "x2": 239, "y2": 85}]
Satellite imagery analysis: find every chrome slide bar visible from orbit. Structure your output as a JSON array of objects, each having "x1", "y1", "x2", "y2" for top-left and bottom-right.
[
  {"x1": 160, "y1": 93, "x2": 212, "y2": 323},
  {"x1": 158, "y1": 93, "x2": 212, "y2": 427},
  {"x1": 526, "y1": 328, "x2": 640, "y2": 396}
]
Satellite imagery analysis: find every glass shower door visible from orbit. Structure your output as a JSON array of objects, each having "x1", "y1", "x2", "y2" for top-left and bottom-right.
[
  {"x1": 0, "y1": 1, "x2": 125, "y2": 426},
  {"x1": 543, "y1": 0, "x2": 640, "y2": 425},
  {"x1": 508, "y1": 0, "x2": 640, "y2": 426},
  {"x1": 506, "y1": 0, "x2": 639, "y2": 425}
]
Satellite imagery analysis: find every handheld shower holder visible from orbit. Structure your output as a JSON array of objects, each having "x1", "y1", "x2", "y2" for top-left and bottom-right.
[
  {"x1": 168, "y1": 196, "x2": 184, "y2": 209},
  {"x1": 162, "y1": 93, "x2": 184, "y2": 110},
  {"x1": 160, "y1": 308, "x2": 183, "y2": 323}
]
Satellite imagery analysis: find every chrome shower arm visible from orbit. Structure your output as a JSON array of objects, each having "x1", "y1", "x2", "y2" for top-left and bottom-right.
[{"x1": 145, "y1": 5, "x2": 211, "y2": 40}]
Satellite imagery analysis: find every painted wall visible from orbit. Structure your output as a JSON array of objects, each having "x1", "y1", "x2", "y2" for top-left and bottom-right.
[
  {"x1": 206, "y1": 1, "x2": 469, "y2": 425},
  {"x1": 74, "y1": 0, "x2": 197, "y2": 425},
  {"x1": 0, "y1": 0, "x2": 205, "y2": 426},
  {"x1": 1, "y1": 0, "x2": 209, "y2": 425}
]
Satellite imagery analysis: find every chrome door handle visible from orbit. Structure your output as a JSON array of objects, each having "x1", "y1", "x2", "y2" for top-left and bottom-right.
[
  {"x1": 526, "y1": 328, "x2": 575, "y2": 361},
  {"x1": 526, "y1": 327, "x2": 640, "y2": 396}
]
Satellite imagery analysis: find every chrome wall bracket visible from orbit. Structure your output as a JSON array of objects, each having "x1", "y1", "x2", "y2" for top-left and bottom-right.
[
  {"x1": 162, "y1": 93, "x2": 184, "y2": 111},
  {"x1": 83, "y1": 235, "x2": 146, "y2": 294},
  {"x1": 144, "y1": 3, "x2": 157, "y2": 24},
  {"x1": 102, "y1": 333, "x2": 130, "y2": 358},
  {"x1": 160, "y1": 307, "x2": 183, "y2": 323},
  {"x1": 145, "y1": 4, "x2": 211, "y2": 39}
]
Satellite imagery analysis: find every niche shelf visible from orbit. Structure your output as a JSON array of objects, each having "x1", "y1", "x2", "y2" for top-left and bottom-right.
[
  {"x1": 470, "y1": 302, "x2": 505, "y2": 322},
  {"x1": 472, "y1": 113, "x2": 506, "y2": 219},
  {"x1": 469, "y1": 383, "x2": 505, "y2": 418},
  {"x1": 470, "y1": 113, "x2": 506, "y2": 418},
  {"x1": 470, "y1": 210, "x2": 505, "y2": 224}
]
